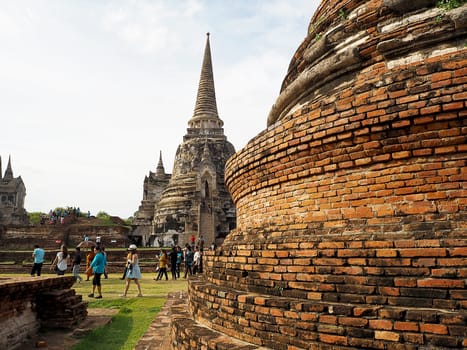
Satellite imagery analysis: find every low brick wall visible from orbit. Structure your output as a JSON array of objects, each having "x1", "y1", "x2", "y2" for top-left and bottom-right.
[{"x1": 0, "y1": 276, "x2": 87, "y2": 350}]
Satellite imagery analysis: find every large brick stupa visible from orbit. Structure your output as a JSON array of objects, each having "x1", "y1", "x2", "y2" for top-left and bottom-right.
[{"x1": 171, "y1": 1, "x2": 467, "y2": 349}]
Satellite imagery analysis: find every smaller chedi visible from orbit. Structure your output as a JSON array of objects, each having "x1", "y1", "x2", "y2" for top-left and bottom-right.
[{"x1": 0, "y1": 156, "x2": 28, "y2": 226}]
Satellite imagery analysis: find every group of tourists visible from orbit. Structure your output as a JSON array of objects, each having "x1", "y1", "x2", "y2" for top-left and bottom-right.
[
  {"x1": 40, "y1": 207, "x2": 86, "y2": 225},
  {"x1": 154, "y1": 244, "x2": 203, "y2": 281},
  {"x1": 30, "y1": 238, "x2": 208, "y2": 299}
]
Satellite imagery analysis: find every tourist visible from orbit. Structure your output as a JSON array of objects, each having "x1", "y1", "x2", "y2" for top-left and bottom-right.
[
  {"x1": 193, "y1": 246, "x2": 201, "y2": 274},
  {"x1": 102, "y1": 246, "x2": 108, "y2": 279},
  {"x1": 169, "y1": 246, "x2": 178, "y2": 279},
  {"x1": 121, "y1": 244, "x2": 143, "y2": 297},
  {"x1": 198, "y1": 234, "x2": 205, "y2": 250},
  {"x1": 176, "y1": 245, "x2": 183, "y2": 278},
  {"x1": 72, "y1": 247, "x2": 83, "y2": 282},
  {"x1": 85, "y1": 246, "x2": 96, "y2": 281},
  {"x1": 120, "y1": 249, "x2": 132, "y2": 280},
  {"x1": 190, "y1": 234, "x2": 196, "y2": 248},
  {"x1": 155, "y1": 249, "x2": 168, "y2": 281},
  {"x1": 51, "y1": 244, "x2": 70, "y2": 275},
  {"x1": 184, "y1": 245, "x2": 194, "y2": 278},
  {"x1": 87, "y1": 246, "x2": 106, "y2": 299},
  {"x1": 31, "y1": 244, "x2": 45, "y2": 276}
]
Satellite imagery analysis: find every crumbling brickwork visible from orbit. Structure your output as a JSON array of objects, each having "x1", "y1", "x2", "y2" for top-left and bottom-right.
[
  {"x1": 0, "y1": 276, "x2": 86, "y2": 350},
  {"x1": 171, "y1": 0, "x2": 467, "y2": 349}
]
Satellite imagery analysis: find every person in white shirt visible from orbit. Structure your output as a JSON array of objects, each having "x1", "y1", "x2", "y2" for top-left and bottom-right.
[{"x1": 193, "y1": 246, "x2": 201, "y2": 274}]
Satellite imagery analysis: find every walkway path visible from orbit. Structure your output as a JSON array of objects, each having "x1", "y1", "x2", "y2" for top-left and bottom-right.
[{"x1": 134, "y1": 291, "x2": 187, "y2": 350}]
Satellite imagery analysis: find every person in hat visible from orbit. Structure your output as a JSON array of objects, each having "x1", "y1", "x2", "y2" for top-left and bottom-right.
[{"x1": 121, "y1": 244, "x2": 143, "y2": 297}]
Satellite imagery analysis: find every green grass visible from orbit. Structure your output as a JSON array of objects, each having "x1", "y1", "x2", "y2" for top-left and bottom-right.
[
  {"x1": 1, "y1": 272, "x2": 187, "y2": 350},
  {"x1": 74, "y1": 273, "x2": 187, "y2": 350}
]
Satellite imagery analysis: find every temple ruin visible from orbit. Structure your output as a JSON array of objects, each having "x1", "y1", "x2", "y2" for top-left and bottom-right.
[
  {"x1": 132, "y1": 34, "x2": 236, "y2": 248},
  {"x1": 0, "y1": 155, "x2": 28, "y2": 226},
  {"x1": 170, "y1": 1, "x2": 467, "y2": 349}
]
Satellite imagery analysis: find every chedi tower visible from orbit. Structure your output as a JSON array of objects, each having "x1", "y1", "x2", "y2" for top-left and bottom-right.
[
  {"x1": 133, "y1": 33, "x2": 236, "y2": 248},
  {"x1": 171, "y1": 1, "x2": 467, "y2": 349},
  {"x1": 0, "y1": 156, "x2": 28, "y2": 226}
]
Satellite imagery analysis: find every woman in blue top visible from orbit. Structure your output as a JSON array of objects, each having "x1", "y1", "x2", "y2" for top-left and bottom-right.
[
  {"x1": 86, "y1": 246, "x2": 106, "y2": 299},
  {"x1": 121, "y1": 244, "x2": 143, "y2": 297}
]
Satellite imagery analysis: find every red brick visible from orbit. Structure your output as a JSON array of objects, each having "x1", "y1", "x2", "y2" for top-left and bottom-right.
[
  {"x1": 420, "y1": 105, "x2": 441, "y2": 115},
  {"x1": 417, "y1": 278, "x2": 464, "y2": 288},
  {"x1": 420, "y1": 323, "x2": 448, "y2": 335},
  {"x1": 399, "y1": 248, "x2": 446, "y2": 257},
  {"x1": 394, "y1": 321, "x2": 419, "y2": 331},
  {"x1": 319, "y1": 334, "x2": 348, "y2": 345},
  {"x1": 369, "y1": 319, "x2": 393, "y2": 330}
]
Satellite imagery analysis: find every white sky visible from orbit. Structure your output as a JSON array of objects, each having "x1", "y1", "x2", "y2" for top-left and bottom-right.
[{"x1": 1, "y1": 0, "x2": 319, "y2": 218}]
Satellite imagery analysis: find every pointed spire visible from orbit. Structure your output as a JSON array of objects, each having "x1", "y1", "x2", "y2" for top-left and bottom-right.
[
  {"x1": 189, "y1": 33, "x2": 223, "y2": 129},
  {"x1": 156, "y1": 151, "x2": 165, "y2": 177},
  {"x1": 4, "y1": 155, "x2": 13, "y2": 180}
]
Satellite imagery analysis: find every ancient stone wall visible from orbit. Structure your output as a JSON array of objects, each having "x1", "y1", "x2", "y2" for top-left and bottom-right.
[
  {"x1": 0, "y1": 224, "x2": 129, "y2": 250},
  {"x1": 173, "y1": 1, "x2": 467, "y2": 349},
  {"x1": 0, "y1": 276, "x2": 86, "y2": 350}
]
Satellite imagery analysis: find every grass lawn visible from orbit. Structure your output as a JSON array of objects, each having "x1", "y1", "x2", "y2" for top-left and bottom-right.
[{"x1": 1, "y1": 272, "x2": 188, "y2": 350}]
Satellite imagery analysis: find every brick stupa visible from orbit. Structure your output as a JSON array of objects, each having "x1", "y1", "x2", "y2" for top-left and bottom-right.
[{"x1": 171, "y1": 1, "x2": 467, "y2": 349}]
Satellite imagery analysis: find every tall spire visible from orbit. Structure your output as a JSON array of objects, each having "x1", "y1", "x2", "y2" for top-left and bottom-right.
[
  {"x1": 188, "y1": 33, "x2": 223, "y2": 130},
  {"x1": 4, "y1": 155, "x2": 13, "y2": 180},
  {"x1": 156, "y1": 150, "x2": 165, "y2": 177}
]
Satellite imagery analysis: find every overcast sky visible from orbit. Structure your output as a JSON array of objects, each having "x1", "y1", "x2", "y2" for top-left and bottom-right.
[{"x1": 1, "y1": 0, "x2": 319, "y2": 218}]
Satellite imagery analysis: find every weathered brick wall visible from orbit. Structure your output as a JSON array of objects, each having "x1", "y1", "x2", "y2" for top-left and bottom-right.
[
  {"x1": 179, "y1": 1, "x2": 467, "y2": 349},
  {"x1": 0, "y1": 276, "x2": 86, "y2": 350},
  {"x1": 0, "y1": 224, "x2": 129, "y2": 250}
]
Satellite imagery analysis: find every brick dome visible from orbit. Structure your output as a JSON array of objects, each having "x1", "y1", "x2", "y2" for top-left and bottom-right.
[{"x1": 173, "y1": 1, "x2": 467, "y2": 349}]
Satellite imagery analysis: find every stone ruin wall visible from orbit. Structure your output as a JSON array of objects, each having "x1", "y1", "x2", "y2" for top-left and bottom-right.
[
  {"x1": 172, "y1": 1, "x2": 467, "y2": 349},
  {"x1": 0, "y1": 224, "x2": 129, "y2": 250},
  {"x1": 0, "y1": 276, "x2": 86, "y2": 350}
]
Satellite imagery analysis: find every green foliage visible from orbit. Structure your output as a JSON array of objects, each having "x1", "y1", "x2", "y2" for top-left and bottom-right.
[
  {"x1": 97, "y1": 211, "x2": 110, "y2": 219},
  {"x1": 309, "y1": 15, "x2": 325, "y2": 35},
  {"x1": 437, "y1": 0, "x2": 466, "y2": 10},
  {"x1": 338, "y1": 8, "x2": 347, "y2": 20},
  {"x1": 28, "y1": 212, "x2": 43, "y2": 224}
]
